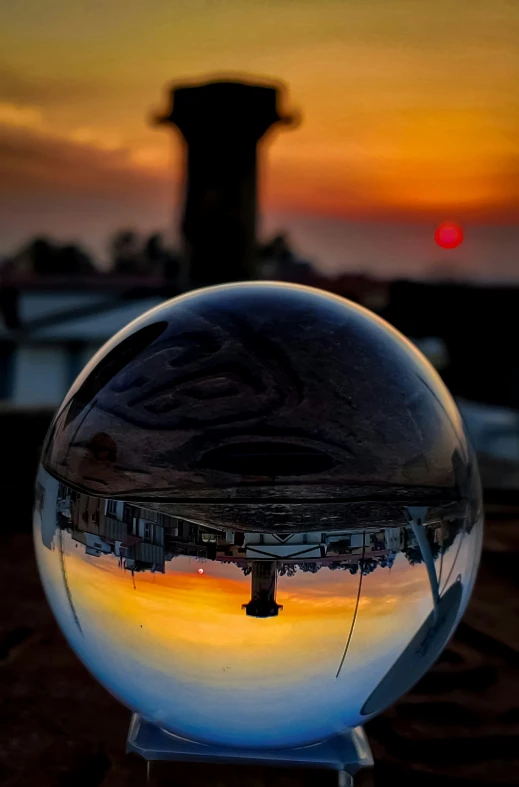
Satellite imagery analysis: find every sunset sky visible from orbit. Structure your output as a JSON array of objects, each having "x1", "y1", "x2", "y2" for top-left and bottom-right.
[{"x1": 2, "y1": 0, "x2": 519, "y2": 277}]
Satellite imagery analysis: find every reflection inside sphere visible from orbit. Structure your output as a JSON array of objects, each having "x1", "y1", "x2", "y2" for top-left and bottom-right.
[{"x1": 34, "y1": 466, "x2": 482, "y2": 749}]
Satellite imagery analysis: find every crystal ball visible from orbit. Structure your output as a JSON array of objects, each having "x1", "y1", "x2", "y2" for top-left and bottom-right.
[{"x1": 34, "y1": 282, "x2": 483, "y2": 749}]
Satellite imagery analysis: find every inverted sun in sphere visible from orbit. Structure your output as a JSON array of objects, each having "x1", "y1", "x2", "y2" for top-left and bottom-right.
[{"x1": 435, "y1": 222, "x2": 464, "y2": 249}]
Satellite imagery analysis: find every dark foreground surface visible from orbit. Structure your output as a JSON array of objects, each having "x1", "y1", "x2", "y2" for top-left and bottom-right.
[{"x1": 1, "y1": 506, "x2": 518, "y2": 787}]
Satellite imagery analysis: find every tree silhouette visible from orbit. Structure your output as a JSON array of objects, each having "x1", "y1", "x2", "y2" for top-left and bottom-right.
[
  {"x1": 55, "y1": 244, "x2": 96, "y2": 275},
  {"x1": 108, "y1": 229, "x2": 180, "y2": 279},
  {"x1": 144, "y1": 233, "x2": 164, "y2": 267},
  {"x1": 298, "y1": 562, "x2": 321, "y2": 573},
  {"x1": 257, "y1": 232, "x2": 315, "y2": 282},
  {"x1": 110, "y1": 230, "x2": 143, "y2": 275},
  {"x1": 143, "y1": 232, "x2": 180, "y2": 280},
  {"x1": 280, "y1": 564, "x2": 297, "y2": 577},
  {"x1": 360, "y1": 557, "x2": 378, "y2": 575},
  {"x1": 26, "y1": 237, "x2": 55, "y2": 275},
  {"x1": 403, "y1": 545, "x2": 423, "y2": 565},
  {"x1": 3, "y1": 236, "x2": 96, "y2": 277}
]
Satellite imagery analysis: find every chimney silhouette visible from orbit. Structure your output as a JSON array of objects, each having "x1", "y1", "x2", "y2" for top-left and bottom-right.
[{"x1": 155, "y1": 77, "x2": 293, "y2": 288}]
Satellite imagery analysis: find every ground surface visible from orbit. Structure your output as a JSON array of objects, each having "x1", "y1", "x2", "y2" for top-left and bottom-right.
[{"x1": 1, "y1": 507, "x2": 518, "y2": 787}]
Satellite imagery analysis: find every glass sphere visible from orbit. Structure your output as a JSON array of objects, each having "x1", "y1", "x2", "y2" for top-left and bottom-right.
[{"x1": 34, "y1": 282, "x2": 483, "y2": 749}]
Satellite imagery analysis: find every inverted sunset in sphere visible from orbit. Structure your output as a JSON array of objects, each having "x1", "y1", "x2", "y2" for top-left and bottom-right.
[{"x1": 435, "y1": 222, "x2": 464, "y2": 249}]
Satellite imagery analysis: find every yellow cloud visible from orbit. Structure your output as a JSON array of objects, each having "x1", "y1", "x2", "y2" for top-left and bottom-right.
[
  {"x1": 130, "y1": 145, "x2": 170, "y2": 170},
  {"x1": 69, "y1": 126, "x2": 123, "y2": 151},
  {"x1": 0, "y1": 102, "x2": 43, "y2": 128}
]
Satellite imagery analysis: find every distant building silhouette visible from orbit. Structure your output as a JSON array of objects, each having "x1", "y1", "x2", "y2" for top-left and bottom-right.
[{"x1": 155, "y1": 77, "x2": 293, "y2": 288}]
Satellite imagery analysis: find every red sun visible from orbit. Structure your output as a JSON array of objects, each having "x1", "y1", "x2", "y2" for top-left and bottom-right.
[{"x1": 435, "y1": 222, "x2": 464, "y2": 249}]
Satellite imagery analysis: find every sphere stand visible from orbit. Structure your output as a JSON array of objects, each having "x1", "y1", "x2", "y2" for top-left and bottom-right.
[{"x1": 127, "y1": 713, "x2": 373, "y2": 785}]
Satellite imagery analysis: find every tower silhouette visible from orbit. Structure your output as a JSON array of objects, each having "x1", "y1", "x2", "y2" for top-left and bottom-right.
[
  {"x1": 155, "y1": 77, "x2": 293, "y2": 288},
  {"x1": 242, "y1": 561, "x2": 283, "y2": 618}
]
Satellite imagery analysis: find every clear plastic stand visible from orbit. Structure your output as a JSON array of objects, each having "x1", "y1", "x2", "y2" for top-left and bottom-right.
[{"x1": 127, "y1": 713, "x2": 373, "y2": 785}]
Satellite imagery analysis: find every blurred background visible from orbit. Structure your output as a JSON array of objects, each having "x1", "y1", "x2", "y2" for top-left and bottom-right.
[{"x1": 1, "y1": 1, "x2": 518, "y2": 785}]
